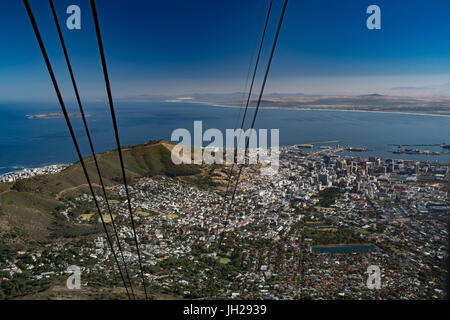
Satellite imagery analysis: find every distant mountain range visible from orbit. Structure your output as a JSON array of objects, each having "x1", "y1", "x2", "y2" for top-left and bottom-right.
[{"x1": 163, "y1": 93, "x2": 450, "y2": 116}]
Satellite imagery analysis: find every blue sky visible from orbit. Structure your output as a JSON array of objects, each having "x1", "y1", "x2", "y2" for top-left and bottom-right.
[{"x1": 2, "y1": 0, "x2": 450, "y2": 101}]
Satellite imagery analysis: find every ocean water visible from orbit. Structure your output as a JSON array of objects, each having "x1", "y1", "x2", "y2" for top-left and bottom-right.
[{"x1": 1, "y1": 101, "x2": 450, "y2": 175}]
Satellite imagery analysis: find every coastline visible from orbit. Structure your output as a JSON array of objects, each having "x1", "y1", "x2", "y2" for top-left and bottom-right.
[
  {"x1": 26, "y1": 112, "x2": 94, "y2": 119},
  {"x1": 166, "y1": 100, "x2": 450, "y2": 118},
  {"x1": 0, "y1": 163, "x2": 69, "y2": 182},
  {"x1": 2, "y1": 140, "x2": 449, "y2": 182},
  {"x1": 2, "y1": 101, "x2": 449, "y2": 175}
]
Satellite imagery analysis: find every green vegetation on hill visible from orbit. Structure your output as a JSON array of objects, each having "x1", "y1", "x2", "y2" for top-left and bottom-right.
[
  {"x1": 1, "y1": 191, "x2": 63, "y2": 213},
  {"x1": 0, "y1": 141, "x2": 206, "y2": 245},
  {"x1": 315, "y1": 187, "x2": 341, "y2": 207},
  {"x1": 0, "y1": 191, "x2": 60, "y2": 244},
  {"x1": 49, "y1": 214, "x2": 104, "y2": 238},
  {"x1": 11, "y1": 141, "x2": 201, "y2": 197}
]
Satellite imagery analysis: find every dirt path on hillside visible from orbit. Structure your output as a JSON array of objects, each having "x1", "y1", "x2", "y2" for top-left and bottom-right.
[{"x1": 56, "y1": 183, "x2": 112, "y2": 199}]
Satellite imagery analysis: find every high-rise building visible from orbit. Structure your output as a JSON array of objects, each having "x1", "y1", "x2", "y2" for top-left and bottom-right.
[
  {"x1": 318, "y1": 173, "x2": 330, "y2": 187},
  {"x1": 323, "y1": 155, "x2": 331, "y2": 167}
]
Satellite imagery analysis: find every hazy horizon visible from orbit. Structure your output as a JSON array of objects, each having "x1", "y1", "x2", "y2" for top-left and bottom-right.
[{"x1": 3, "y1": 0, "x2": 450, "y2": 102}]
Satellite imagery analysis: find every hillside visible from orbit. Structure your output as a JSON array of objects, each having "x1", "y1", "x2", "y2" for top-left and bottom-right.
[{"x1": 0, "y1": 140, "x2": 208, "y2": 246}]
